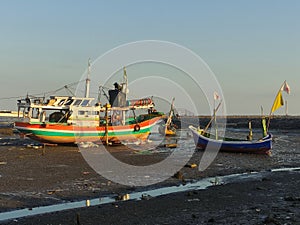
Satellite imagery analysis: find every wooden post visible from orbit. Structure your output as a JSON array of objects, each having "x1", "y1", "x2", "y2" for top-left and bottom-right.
[
  {"x1": 248, "y1": 121, "x2": 253, "y2": 141},
  {"x1": 262, "y1": 117, "x2": 267, "y2": 137}
]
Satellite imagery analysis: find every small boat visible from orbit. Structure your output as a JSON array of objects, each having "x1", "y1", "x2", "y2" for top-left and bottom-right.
[
  {"x1": 189, "y1": 125, "x2": 272, "y2": 154},
  {"x1": 189, "y1": 98, "x2": 272, "y2": 154},
  {"x1": 189, "y1": 81, "x2": 291, "y2": 155},
  {"x1": 0, "y1": 110, "x2": 23, "y2": 118},
  {"x1": 14, "y1": 66, "x2": 164, "y2": 145},
  {"x1": 158, "y1": 98, "x2": 177, "y2": 136}
]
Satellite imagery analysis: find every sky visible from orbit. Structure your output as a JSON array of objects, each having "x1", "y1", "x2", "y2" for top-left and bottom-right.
[{"x1": 0, "y1": 0, "x2": 299, "y2": 115}]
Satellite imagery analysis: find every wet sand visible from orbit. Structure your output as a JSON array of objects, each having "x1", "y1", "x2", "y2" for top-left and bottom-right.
[
  {"x1": 1, "y1": 145, "x2": 300, "y2": 224},
  {"x1": 0, "y1": 118, "x2": 300, "y2": 224},
  {"x1": 3, "y1": 171, "x2": 300, "y2": 225}
]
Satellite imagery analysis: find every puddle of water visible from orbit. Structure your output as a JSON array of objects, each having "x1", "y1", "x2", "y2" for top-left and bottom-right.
[
  {"x1": 271, "y1": 167, "x2": 300, "y2": 172},
  {"x1": 0, "y1": 178, "x2": 211, "y2": 222},
  {"x1": 1, "y1": 167, "x2": 300, "y2": 222}
]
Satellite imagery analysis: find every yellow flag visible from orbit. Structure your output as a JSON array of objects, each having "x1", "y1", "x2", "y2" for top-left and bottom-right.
[{"x1": 271, "y1": 91, "x2": 284, "y2": 113}]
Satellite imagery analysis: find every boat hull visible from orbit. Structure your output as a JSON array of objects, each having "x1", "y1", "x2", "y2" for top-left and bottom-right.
[
  {"x1": 15, "y1": 117, "x2": 162, "y2": 144},
  {"x1": 189, "y1": 126, "x2": 272, "y2": 155}
]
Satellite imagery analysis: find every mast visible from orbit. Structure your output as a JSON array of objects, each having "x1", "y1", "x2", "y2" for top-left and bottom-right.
[
  {"x1": 122, "y1": 66, "x2": 128, "y2": 100},
  {"x1": 85, "y1": 58, "x2": 91, "y2": 98},
  {"x1": 121, "y1": 67, "x2": 128, "y2": 125},
  {"x1": 285, "y1": 100, "x2": 288, "y2": 116}
]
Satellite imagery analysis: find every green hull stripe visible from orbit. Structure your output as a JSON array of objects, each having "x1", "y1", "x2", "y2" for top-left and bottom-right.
[{"x1": 18, "y1": 127, "x2": 151, "y2": 137}]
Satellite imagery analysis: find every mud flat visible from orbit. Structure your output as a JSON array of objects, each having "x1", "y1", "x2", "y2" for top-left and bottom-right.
[
  {"x1": 3, "y1": 170, "x2": 299, "y2": 225},
  {"x1": 0, "y1": 116, "x2": 300, "y2": 224},
  {"x1": 0, "y1": 143, "x2": 300, "y2": 224}
]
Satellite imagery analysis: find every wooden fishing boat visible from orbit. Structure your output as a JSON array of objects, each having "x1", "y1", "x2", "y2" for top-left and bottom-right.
[
  {"x1": 158, "y1": 98, "x2": 177, "y2": 136},
  {"x1": 14, "y1": 66, "x2": 163, "y2": 145},
  {"x1": 189, "y1": 125, "x2": 272, "y2": 154},
  {"x1": 188, "y1": 81, "x2": 291, "y2": 155}
]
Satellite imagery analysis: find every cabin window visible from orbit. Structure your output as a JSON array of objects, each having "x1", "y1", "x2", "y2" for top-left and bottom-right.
[
  {"x1": 33, "y1": 99, "x2": 41, "y2": 104},
  {"x1": 91, "y1": 111, "x2": 99, "y2": 115},
  {"x1": 33, "y1": 108, "x2": 40, "y2": 119},
  {"x1": 81, "y1": 99, "x2": 90, "y2": 106},
  {"x1": 65, "y1": 99, "x2": 73, "y2": 105},
  {"x1": 49, "y1": 112, "x2": 66, "y2": 123},
  {"x1": 58, "y1": 99, "x2": 65, "y2": 106},
  {"x1": 73, "y1": 99, "x2": 82, "y2": 106}
]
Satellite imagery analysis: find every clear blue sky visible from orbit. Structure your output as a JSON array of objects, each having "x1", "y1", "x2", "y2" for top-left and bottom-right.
[{"x1": 0, "y1": 0, "x2": 299, "y2": 115}]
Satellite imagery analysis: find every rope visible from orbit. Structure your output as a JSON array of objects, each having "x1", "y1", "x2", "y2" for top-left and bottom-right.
[{"x1": 0, "y1": 80, "x2": 86, "y2": 101}]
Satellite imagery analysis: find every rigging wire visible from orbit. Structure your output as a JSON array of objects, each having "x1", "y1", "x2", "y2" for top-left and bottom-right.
[{"x1": 0, "y1": 79, "x2": 86, "y2": 100}]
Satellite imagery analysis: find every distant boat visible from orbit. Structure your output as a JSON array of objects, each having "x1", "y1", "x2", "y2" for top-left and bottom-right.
[
  {"x1": 14, "y1": 65, "x2": 163, "y2": 145},
  {"x1": 158, "y1": 98, "x2": 176, "y2": 136},
  {"x1": 0, "y1": 110, "x2": 22, "y2": 118},
  {"x1": 189, "y1": 125, "x2": 272, "y2": 155}
]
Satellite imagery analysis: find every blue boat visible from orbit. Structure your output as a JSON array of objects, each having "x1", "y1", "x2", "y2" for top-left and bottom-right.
[{"x1": 189, "y1": 125, "x2": 272, "y2": 155}]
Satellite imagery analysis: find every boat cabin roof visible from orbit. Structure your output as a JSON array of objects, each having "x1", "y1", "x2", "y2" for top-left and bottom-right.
[
  {"x1": 17, "y1": 96, "x2": 155, "y2": 112},
  {"x1": 17, "y1": 96, "x2": 95, "y2": 110}
]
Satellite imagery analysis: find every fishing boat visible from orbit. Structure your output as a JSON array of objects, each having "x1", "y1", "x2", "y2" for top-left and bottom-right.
[
  {"x1": 189, "y1": 80, "x2": 291, "y2": 155},
  {"x1": 158, "y1": 98, "x2": 177, "y2": 136},
  {"x1": 189, "y1": 95, "x2": 273, "y2": 154},
  {"x1": 14, "y1": 66, "x2": 164, "y2": 145},
  {"x1": 189, "y1": 125, "x2": 272, "y2": 154}
]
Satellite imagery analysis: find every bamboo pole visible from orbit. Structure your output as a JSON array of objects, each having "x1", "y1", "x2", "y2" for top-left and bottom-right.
[
  {"x1": 213, "y1": 99, "x2": 218, "y2": 140},
  {"x1": 203, "y1": 101, "x2": 222, "y2": 134}
]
